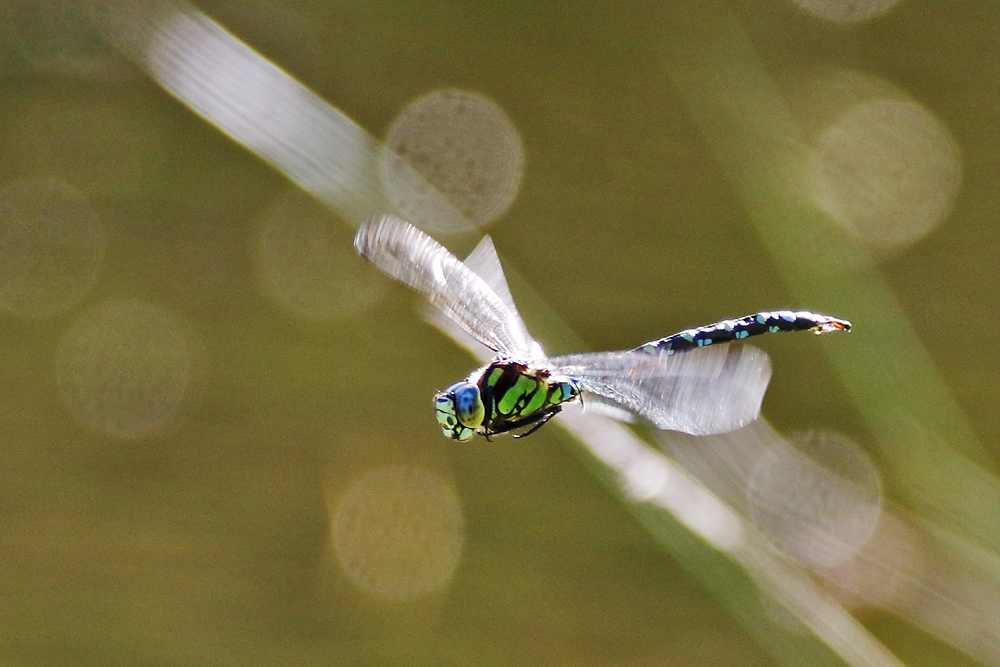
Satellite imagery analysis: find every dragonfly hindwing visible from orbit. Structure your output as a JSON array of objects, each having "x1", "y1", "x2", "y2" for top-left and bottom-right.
[{"x1": 547, "y1": 344, "x2": 771, "y2": 436}]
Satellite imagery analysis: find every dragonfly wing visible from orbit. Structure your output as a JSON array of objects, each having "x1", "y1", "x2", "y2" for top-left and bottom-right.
[
  {"x1": 547, "y1": 344, "x2": 772, "y2": 436},
  {"x1": 577, "y1": 392, "x2": 639, "y2": 423},
  {"x1": 463, "y1": 235, "x2": 545, "y2": 361},
  {"x1": 463, "y1": 236, "x2": 516, "y2": 316},
  {"x1": 355, "y1": 214, "x2": 536, "y2": 359}
]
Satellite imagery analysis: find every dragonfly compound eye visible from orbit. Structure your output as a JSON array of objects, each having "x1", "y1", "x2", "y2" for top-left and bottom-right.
[
  {"x1": 452, "y1": 383, "x2": 485, "y2": 427},
  {"x1": 434, "y1": 382, "x2": 483, "y2": 441}
]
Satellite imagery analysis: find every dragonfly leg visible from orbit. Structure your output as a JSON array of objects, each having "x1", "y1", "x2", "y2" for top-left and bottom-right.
[
  {"x1": 512, "y1": 406, "x2": 562, "y2": 439},
  {"x1": 512, "y1": 409, "x2": 560, "y2": 438},
  {"x1": 483, "y1": 406, "x2": 562, "y2": 439}
]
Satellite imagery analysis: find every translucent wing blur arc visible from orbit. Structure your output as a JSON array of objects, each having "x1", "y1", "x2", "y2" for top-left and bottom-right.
[
  {"x1": 546, "y1": 345, "x2": 771, "y2": 436},
  {"x1": 354, "y1": 214, "x2": 537, "y2": 360}
]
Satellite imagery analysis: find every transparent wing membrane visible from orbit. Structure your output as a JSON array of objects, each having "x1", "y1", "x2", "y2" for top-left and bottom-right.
[
  {"x1": 547, "y1": 345, "x2": 772, "y2": 436},
  {"x1": 463, "y1": 235, "x2": 544, "y2": 360},
  {"x1": 355, "y1": 214, "x2": 536, "y2": 359},
  {"x1": 463, "y1": 236, "x2": 517, "y2": 318}
]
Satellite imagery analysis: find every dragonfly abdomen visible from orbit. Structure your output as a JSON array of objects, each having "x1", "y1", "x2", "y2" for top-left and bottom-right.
[{"x1": 635, "y1": 310, "x2": 851, "y2": 356}]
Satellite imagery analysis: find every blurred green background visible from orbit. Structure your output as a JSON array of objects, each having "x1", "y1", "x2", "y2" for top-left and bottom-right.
[{"x1": 0, "y1": 0, "x2": 996, "y2": 665}]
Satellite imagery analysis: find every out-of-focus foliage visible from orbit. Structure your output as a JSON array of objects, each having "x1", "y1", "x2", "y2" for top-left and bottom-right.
[{"x1": 0, "y1": 1, "x2": 996, "y2": 665}]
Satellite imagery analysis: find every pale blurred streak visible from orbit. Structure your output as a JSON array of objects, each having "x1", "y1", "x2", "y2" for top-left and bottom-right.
[
  {"x1": 658, "y1": 0, "x2": 1000, "y2": 611},
  {"x1": 549, "y1": 415, "x2": 904, "y2": 667},
  {"x1": 665, "y1": 426, "x2": 884, "y2": 569},
  {"x1": 788, "y1": 0, "x2": 901, "y2": 23},
  {"x1": 95, "y1": 0, "x2": 463, "y2": 230},
  {"x1": 826, "y1": 513, "x2": 1000, "y2": 665},
  {"x1": 748, "y1": 431, "x2": 882, "y2": 568},
  {"x1": 593, "y1": 413, "x2": 1000, "y2": 667},
  {"x1": 663, "y1": 420, "x2": 1000, "y2": 665}
]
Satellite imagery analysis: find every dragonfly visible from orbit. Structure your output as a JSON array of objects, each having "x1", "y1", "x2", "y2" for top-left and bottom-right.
[{"x1": 354, "y1": 214, "x2": 850, "y2": 441}]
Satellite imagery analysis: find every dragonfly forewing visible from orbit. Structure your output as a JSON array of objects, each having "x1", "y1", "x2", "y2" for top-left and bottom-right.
[
  {"x1": 355, "y1": 214, "x2": 537, "y2": 359},
  {"x1": 463, "y1": 234, "x2": 545, "y2": 361}
]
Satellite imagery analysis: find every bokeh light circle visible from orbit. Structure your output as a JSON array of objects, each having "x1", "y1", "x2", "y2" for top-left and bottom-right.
[
  {"x1": 817, "y1": 512, "x2": 924, "y2": 609},
  {"x1": 56, "y1": 300, "x2": 196, "y2": 439},
  {"x1": 330, "y1": 465, "x2": 464, "y2": 602},
  {"x1": 255, "y1": 190, "x2": 381, "y2": 321},
  {"x1": 0, "y1": 0, "x2": 134, "y2": 80},
  {"x1": 790, "y1": 0, "x2": 901, "y2": 24},
  {"x1": 815, "y1": 98, "x2": 961, "y2": 248},
  {"x1": 382, "y1": 89, "x2": 525, "y2": 231},
  {"x1": 0, "y1": 178, "x2": 105, "y2": 318},
  {"x1": 748, "y1": 431, "x2": 882, "y2": 568}
]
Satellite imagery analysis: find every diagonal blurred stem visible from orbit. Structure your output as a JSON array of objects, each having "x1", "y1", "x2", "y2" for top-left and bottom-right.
[{"x1": 655, "y1": 2, "x2": 1000, "y2": 553}]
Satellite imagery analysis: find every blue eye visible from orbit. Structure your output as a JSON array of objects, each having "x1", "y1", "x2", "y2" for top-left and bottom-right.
[
  {"x1": 434, "y1": 382, "x2": 484, "y2": 440},
  {"x1": 451, "y1": 383, "x2": 484, "y2": 427}
]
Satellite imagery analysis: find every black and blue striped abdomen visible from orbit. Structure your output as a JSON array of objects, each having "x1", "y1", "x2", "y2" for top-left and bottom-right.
[{"x1": 634, "y1": 310, "x2": 850, "y2": 356}]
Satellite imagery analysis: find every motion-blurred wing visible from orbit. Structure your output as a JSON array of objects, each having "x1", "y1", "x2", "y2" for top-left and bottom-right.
[
  {"x1": 463, "y1": 235, "x2": 545, "y2": 361},
  {"x1": 355, "y1": 214, "x2": 536, "y2": 359},
  {"x1": 547, "y1": 344, "x2": 772, "y2": 436}
]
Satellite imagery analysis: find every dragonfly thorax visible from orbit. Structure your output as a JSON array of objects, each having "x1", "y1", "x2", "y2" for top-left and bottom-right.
[{"x1": 435, "y1": 361, "x2": 580, "y2": 441}]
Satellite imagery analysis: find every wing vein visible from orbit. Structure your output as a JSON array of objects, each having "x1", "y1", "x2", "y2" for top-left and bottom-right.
[{"x1": 355, "y1": 214, "x2": 535, "y2": 359}]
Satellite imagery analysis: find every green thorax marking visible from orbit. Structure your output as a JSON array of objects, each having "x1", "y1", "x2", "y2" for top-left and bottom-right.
[{"x1": 478, "y1": 361, "x2": 579, "y2": 434}]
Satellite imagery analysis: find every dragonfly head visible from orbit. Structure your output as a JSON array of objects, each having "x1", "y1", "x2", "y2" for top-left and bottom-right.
[{"x1": 434, "y1": 381, "x2": 484, "y2": 441}]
